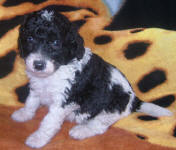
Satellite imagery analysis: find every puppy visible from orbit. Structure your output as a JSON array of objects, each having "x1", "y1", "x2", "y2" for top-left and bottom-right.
[{"x1": 11, "y1": 7, "x2": 172, "y2": 148}]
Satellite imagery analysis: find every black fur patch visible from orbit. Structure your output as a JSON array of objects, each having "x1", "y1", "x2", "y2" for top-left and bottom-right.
[
  {"x1": 131, "y1": 97, "x2": 142, "y2": 112},
  {"x1": 42, "y1": 5, "x2": 81, "y2": 12},
  {"x1": 136, "y1": 134, "x2": 147, "y2": 140},
  {"x1": 107, "y1": 84, "x2": 130, "y2": 113},
  {"x1": 72, "y1": 20, "x2": 86, "y2": 30},
  {"x1": 0, "y1": 15, "x2": 24, "y2": 38},
  {"x1": 63, "y1": 54, "x2": 112, "y2": 118},
  {"x1": 137, "y1": 69, "x2": 167, "y2": 93},
  {"x1": 138, "y1": 115, "x2": 158, "y2": 121},
  {"x1": 0, "y1": 51, "x2": 17, "y2": 78},
  {"x1": 15, "y1": 83, "x2": 30, "y2": 103},
  {"x1": 18, "y1": 7, "x2": 85, "y2": 64},
  {"x1": 124, "y1": 41, "x2": 151, "y2": 59},
  {"x1": 3, "y1": 0, "x2": 47, "y2": 6},
  {"x1": 151, "y1": 95, "x2": 175, "y2": 107},
  {"x1": 64, "y1": 53, "x2": 130, "y2": 119},
  {"x1": 94, "y1": 35, "x2": 112, "y2": 45},
  {"x1": 130, "y1": 29, "x2": 145, "y2": 33}
]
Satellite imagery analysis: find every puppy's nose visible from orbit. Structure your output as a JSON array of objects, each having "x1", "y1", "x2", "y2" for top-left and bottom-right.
[{"x1": 33, "y1": 60, "x2": 46, "y2": 71}]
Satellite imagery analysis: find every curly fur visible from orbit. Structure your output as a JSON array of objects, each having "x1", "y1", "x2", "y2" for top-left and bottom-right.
[{"x1": 11, "y1": 6, "x2": 172, "y2": 148}]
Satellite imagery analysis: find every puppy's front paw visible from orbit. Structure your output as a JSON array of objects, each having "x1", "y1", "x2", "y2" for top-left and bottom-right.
[
  {"x1": 11, "y1": 108, "x2": 35, "y2": 122},
  {"x1": 25, "y1": 131, "x2": 49, "y2": 148},
  {"x1": 69, "y1": 125, "x2": 94, "y2": 140}
]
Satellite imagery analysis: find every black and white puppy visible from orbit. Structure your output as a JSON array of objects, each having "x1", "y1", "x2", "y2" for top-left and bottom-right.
[{"x1": 11, "y1": 7, "x2": 172, "y2": 148}]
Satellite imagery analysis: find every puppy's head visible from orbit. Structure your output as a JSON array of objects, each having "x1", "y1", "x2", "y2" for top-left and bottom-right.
[{"x1": 18, "y1": 7, "x2": 85, "y2": 77}]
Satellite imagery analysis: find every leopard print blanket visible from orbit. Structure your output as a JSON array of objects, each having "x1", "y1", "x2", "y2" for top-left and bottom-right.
[{"x1": 0, "y1": 0, "x2": 176, "y2": 149}]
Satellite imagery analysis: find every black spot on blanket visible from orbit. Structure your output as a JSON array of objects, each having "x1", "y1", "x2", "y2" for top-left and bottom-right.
[
  {"x1": 124, "y1": 41, "x2": 151, "y2": 59},
  {"x1": 0, "y1": 15, "x2": 24, "y2": 38},
  {"x1": 3, "y1": 0, "x2": 47, "y2": 7},
  {"x1": 0, "y1": 51, "x2": 17, "y2": 78},
  {"x1": 43, "y1": 5, "x2": 82, "y2": 12},
  {"x1": 138, "y1": 115, "x2": 158, "y2": 121},
  {"x1": 151, "y1": 95, "x2": 175, "y2": 107},
  {"x1": 15, "y1": 83, "x2": 30, "y2": 103},
  {"x1": 136, "y1": 134, "x2": 147, "y2": 140},
  {"x1": 94, "y1": 35, "x2": 112, "y2": 45},
  {"x1": 86, "y1": 8, "x2": 98, "y2": 15},
  {"x1": 130, "y1": 28, "x2": 145, "y2": 33},
  {"x1": 138, "y1": 69, "x2": 167, "y2": 93}
]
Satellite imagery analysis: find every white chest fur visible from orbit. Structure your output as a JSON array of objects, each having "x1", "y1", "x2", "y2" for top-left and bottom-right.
[
  {"x1": 28, "y1": 65, "x2": 77, "y2": 106},
  {"x1": 27, "y1": 48, "x2": 92, "y2": 106}
]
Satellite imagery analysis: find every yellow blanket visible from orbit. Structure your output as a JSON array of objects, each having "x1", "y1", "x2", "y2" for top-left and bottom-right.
[{"x1": 0, "y1": 0, "x2": 176, "y2": 149}]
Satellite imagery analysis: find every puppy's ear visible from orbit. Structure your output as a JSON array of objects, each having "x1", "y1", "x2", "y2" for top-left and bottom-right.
[
  {"x1": 18, "y1": 12, "x2": 35, "y2": 58},
  {"x1": 18, "y1": 34, "x2": 23, "y2": 58},
  {"x1": 65, "y1": 25, "x2": 85, "y2": 60},
  {"x1": 18, "y1": 21, "x2": 26, "y2": 58}
]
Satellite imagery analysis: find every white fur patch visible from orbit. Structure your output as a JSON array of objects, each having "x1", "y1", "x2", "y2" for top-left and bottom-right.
[
  {"x1": 26, "y1": 130, "x2": 49, "y2": 148},
  {"x1": 66, "y1": 112, "x2": 76, "y2": 122},
  {"x1": 41, "y1": 10, "x2": 54, "y2": 21},
  {"x1": 69, "y1": 110, "x2": 123, "y2": 140},
  {"x1": 27, "y1": 48, "x2": 92, "y2": 106},
  {"x1": 75, "y1": 113, "x2": 91, "y2": 124},
  {"x1": 11, "y1": 107, "x2": 35, "y2": 122},
  {"x1": 11, "y1": 91, "x2": 40, "y2": 122},
  {"x1": 109, "y1": 66, "x2": 137, "y2": 114},
  {"x1": 69, "y1": 124, "x2": 95, "y2": 140},
  {"x1": 137, "y1": 102, "x2": 173, "y2": 117},
  {"x1": 109, "y1": 67, "x2": 133, "y2": 93},
  {"x1": 25, "y1": 53, "x2": 55, "y2": 78}
]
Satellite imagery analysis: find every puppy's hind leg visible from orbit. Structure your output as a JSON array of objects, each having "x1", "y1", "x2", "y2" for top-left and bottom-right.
[{"x1": 69, "y1": 111, "x2": 123, "y2": 140}]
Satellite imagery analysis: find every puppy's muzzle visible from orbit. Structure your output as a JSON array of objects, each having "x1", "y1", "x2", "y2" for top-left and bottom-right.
[{"x1": 33, "y1": 60, "x2": 46, "y2": 71}]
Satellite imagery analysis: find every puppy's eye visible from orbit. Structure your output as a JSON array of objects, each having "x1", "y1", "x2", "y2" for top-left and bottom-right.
[
  {"x1": 27, "y1": 36, "x2": 34, "y2": 42},
  {"x1": 50, "y1": 40, "x2": 62, "y2": 49},
  {"x1": 53, "y1": 40, "x2": 59, "y2": 46}
]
